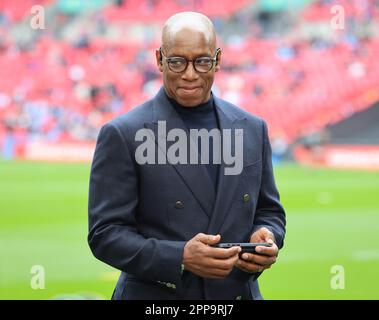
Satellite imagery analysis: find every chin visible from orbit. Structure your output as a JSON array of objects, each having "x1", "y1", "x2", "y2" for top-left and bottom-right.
[
  {"x1": 177, "y1": 96, "x2": 205, "y2": 107},
  {"x1": 180, "y1": 101, "x2": 199, "y2": 107}
]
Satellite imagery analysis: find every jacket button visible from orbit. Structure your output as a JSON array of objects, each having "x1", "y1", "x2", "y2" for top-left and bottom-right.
[
  {"x1": 175, "y1": 201, "x2": 184, "y2": 209},
  {"x1": 243, "y1": 194, "x2": 250, "y2": 202}
]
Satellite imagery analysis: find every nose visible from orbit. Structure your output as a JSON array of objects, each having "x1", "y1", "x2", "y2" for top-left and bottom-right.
[{"x1": 181, "y1": 61, "x2": 199, "y2": 81}]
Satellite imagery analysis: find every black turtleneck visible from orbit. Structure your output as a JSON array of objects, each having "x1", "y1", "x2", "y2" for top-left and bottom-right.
[{"x1": 165, "y1": 91, "x2": 220, "y2": 192}]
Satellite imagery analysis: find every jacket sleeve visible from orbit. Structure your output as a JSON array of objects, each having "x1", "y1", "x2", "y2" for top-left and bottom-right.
[
  {"x1": 251, "y1": 120, "x2": 286, "y2": 249},
  {"x1": 88, "y1": 123, "x2": 185, "y2": 286}
]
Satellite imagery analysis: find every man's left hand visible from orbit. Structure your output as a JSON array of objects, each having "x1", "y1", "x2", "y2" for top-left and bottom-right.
[{"x1": 236, "y1": 227, "x2": 279, "y2": 273}]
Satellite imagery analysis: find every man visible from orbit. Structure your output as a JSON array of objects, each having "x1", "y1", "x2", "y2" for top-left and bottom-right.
[{"x1": 88, "y1": 12, "x2": 286, "y2": 300}]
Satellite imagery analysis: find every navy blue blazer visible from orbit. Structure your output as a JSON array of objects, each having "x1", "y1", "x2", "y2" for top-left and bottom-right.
[{"x1": 88, "y1": 87, "x2": 286, "y2": 300}]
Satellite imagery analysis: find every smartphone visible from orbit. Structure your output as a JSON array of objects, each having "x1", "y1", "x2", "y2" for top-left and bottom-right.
[{"x1": 212, "y1": 242, "x2": 272, "y2": 255}]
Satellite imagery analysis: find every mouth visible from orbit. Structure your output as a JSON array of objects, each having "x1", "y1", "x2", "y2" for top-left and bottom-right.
[{"x1": 178, "y1": 86, "x2": 202, "y2": 94}]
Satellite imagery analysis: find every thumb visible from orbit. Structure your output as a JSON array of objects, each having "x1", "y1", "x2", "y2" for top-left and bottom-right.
[
  {"x1": 251, "y1": 227, "x2": 272, "y2": 242},
  {"x1": 199, "y1": 234, "x2": 221, "y2": 245}
]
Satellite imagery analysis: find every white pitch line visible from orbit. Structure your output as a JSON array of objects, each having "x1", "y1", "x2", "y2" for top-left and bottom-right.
[{"x1": 352, "y1": 250, "x2": 379, "y2": 261}]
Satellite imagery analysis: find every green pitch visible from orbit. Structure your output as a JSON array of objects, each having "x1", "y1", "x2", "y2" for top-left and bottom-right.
[{"x1": 0, "y1": 160, "x2": 378, "y2": 299}]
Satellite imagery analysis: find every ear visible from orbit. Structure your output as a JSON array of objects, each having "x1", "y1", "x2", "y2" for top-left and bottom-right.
[
  {"x1": 215, "y1": 49, "x2": 222, "y2": 72},
  {"x1": 155, "y1": 48, "x2": 163, "y2": 72}
]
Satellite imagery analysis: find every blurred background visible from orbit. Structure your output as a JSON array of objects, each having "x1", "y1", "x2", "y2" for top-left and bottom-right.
[{"x1": 0, "y1": 0, "x2": 378, "y2": 299}]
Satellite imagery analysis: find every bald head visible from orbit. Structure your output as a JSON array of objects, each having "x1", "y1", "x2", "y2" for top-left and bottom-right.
[{"x1": 161, "y1": 12, "x2": 217, "y2": 52}]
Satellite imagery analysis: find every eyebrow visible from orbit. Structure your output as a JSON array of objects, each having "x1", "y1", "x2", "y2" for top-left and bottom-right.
[{"x1": 165, "y1": 52, "x2": 213, "y2": 59}]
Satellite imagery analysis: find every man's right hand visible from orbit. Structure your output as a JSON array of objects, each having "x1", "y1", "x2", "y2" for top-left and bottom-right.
[{"x1": 182, "y1": 233, "x2": 241, "y2": 279}]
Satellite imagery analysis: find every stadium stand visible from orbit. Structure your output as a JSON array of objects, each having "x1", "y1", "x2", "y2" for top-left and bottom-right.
[
  {"x1": 325, "y1": 100, "x2": 379, "y2": 145},
  {"x1": 102, "y1": 0, "x2": 251, "y2": 22},
  {"x1": 0, "y1": 0, "x2": 378, "y2": 161}
]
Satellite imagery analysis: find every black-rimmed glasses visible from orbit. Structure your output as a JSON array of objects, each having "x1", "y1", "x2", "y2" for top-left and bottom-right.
[{"x1": 159, "y1": 48, "x2": 221, "y2": 73}]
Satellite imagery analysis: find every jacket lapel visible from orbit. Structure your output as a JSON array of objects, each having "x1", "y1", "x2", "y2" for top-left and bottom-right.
[
  {"x1": 143, "y1": 88, "x2": 216, "y2": 218},
  {"x1": 206, "y1": 97, "x2": 247, "y2": 235}
]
